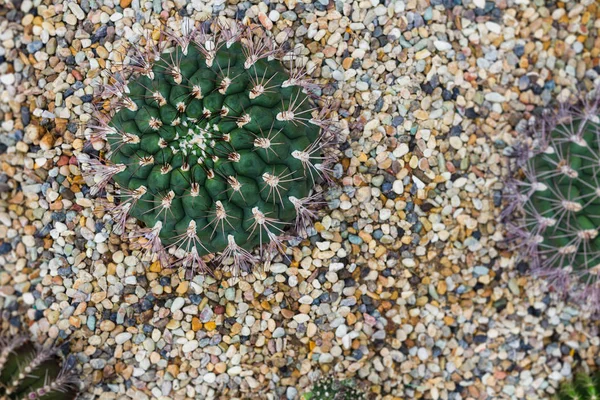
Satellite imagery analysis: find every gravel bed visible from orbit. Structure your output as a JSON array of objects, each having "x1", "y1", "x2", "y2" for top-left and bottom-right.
[{"x1": 1, "y1": 0, "x2": 600, "y2": 399}]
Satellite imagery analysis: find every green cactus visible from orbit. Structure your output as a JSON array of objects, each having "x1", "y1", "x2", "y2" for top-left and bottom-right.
[
  {"x1": 81, "y1": 20, "x2": 336, "y2": 274},
  {"x1": 303, "y1": 378, "x2": 366, "y2": 400},
  {"x1": 524, "y1": 114, "x2": 600, "y2": 271},
  {"x1": 504, "y1": 95, "x2": 600, "y2": 313},
  {"x1": 556, "y1": 372, "x2": 600, "y2": 400},
  {"x1": 0, "y1": 334, "x2": 78, "y2": 400}
]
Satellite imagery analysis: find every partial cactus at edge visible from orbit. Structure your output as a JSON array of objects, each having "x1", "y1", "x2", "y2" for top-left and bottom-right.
[
  {"x1": 303, "y1": 378, "x2": 366, "y2": 400},
  {"x1": 79, "y1": 19, "x2": 337, "y2": 274},
  {"x1": 504, "y1": 91, "x2": 600, "y2": 313},
  {"x1": 0, "y1": 334, "x2": 79, "y2": 400},
  {"x1": 556, "y1": 372, "x2": 600, "y2": 400}
]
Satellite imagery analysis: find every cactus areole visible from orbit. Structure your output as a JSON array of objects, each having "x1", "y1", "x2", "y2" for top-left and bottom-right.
[
  {"x1": 504, "y1": 94, "x2": 600, "y2": 312},
  {"x1": 82, "y1": 20, "x2": 336, "y2": 274}
]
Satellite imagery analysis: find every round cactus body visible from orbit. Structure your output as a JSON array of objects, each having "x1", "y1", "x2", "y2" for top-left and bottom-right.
[
  {"x1": 0, "y1": 335, "x2": 78, "y2": 400},
  {"x1": 303, "y1": 378, "x2": 366, "y2": 400},
  {"x1": 504, "y1": 95, "x2": 600, "y2": 312},
  {"x1": 557, "y1": 373, "x2": 600, "y2": 400},
  {"x1": 81, "y1": 20, "x2": 336, "y2": 274}
]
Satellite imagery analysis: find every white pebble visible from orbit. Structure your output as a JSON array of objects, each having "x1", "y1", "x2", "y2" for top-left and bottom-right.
[
  {"x1": 418, "y1": 347, "x2": 429, "y2": 361},
  {"x1": 171, "y1": 297, "x2": 185, "y2": 312},
  {"x1": 486, "y1": 22, "x2": 502, "y2": 34},
  {"x1": 485, "y1": 92, "x2": 506, "y2": 103},
  {"x1": 327, "y1": 32, "x2": 342, "y2": 45},
  {"x1": 203, "y1": 372, "x2": 216, "y2": 384},
  {"x1": 67, "y1": 2, "x2": 85, "y2": 19},
  {"x1": 115, "y1": 332, "x2": 132, "y2": 345},
  {"x1": 449, "y1": 136, "x2": 463, "y2": 150},
  {"x1": 293, "y1": 314, "x2": 310, "y2": 324},
  {"x1": 434, "y1": 40, "x2": 452, "y2": 51},
  {"x1": 270, "y1": 263, "x2": 287, "y2": 274},
  {"x1": 0, "y1": 74, "x2": 15, "y2": 85},
  {"x1": 299, "y1": 295, "x2": 313, "y2": 304},
  {"x1": 23, "y1": 292, "x2": 35, "y2": 305},
  {"x1": 182, "y1": 340, "x2": 199, "y2": 353},
  {"x1": 318, "y1": 353, "x2": 334, "y2": 363},
  {"x1": 402, "y1": 258, "x2": 416, "y2": 267},
  {"x1": 393, "y1": 180, "x2": 404, "y2": 194},
  {"x1": 394, "y1": 143, "x2": 409, "y2": 157}
]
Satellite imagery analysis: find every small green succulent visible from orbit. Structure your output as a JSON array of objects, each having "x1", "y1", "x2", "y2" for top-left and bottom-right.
[
  {"x1": 80, "y1": 19, "x2": 335, "y2": 275},
  {"x1": 0, "y1": 334, "x2": 79, "y2": 400},
  {"x1": 556, "y1": 372, "x2": 600, "y2": 399},
  {"x1": 303, "y1": 378, "x2": 366, "y2": 400}
]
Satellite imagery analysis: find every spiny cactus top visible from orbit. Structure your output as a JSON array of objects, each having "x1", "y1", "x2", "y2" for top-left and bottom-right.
[
  {"x1": 0, "y1": 334, "x2": 79, "y2": 400},
  {"x1": 556, "y1": 372, "x2": 600, "y2": 400},
  {"x1": 80, "y1": 20, "x2": 336, "y2": 274},
  {"x1": 504, "y1": 93, "x2": 600, "y2": 313},
  {"x1": 303, "y1": 378, "x2": 366, "y2": 400}
]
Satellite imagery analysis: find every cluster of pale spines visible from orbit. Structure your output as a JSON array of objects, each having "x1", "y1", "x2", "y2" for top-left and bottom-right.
[
  {"x1": 80, "y1": 19, "x2": 338, "y2": 275},
  {"x1": 0, "y1": 335, "x2": 78, "y2": 400},
  {"x1": 503, "y1": 92, "x2": 600, "y2": 313}
]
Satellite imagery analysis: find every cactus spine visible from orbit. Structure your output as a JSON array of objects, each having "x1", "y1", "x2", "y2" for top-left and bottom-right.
[{"x1": 0, "y1": 334, "x2": 78, "y2": 400}]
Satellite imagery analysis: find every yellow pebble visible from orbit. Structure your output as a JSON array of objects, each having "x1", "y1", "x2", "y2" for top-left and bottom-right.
[
  {"x1": 149, "y1": 261, "x2": 162, "y2": 272},
  {"x1": 192, "y1": 317, "x2": 202, "y2": 331},
  {"x1": 204, "y1": 321, "x2": 216, "y2": 331},
  {"x1": 166, "y1": 319, "x2": 180, "y2": 330},
  {"x1": 226, "y1": 303, "x2": 236, "y2": 317},
  {"x1": 176, "y1": 281, "x2": 189, "y2": 294}
]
